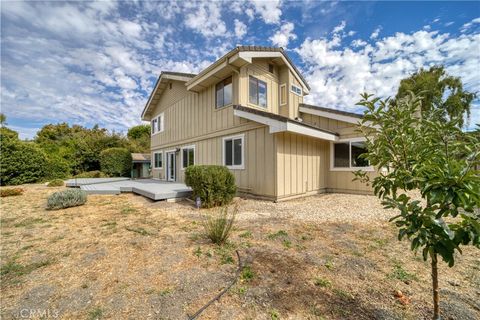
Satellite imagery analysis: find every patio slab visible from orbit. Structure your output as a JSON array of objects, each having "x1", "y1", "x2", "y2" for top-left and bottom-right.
[{"x1": 67, "y1": 178, "x2": 192, "y2": 201}]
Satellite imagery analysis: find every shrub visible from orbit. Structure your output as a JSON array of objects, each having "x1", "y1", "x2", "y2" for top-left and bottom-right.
[
  {"x1": 47, "y1": 189, "x2": 87, "y2": 210},
  {"x1": 74, "y1": 170, "x2": 107, "y2": 178},
  {"x1": 0, "y1": 188, "x2": 24, "y2": 197},
  {"x1": 47, "y1": 179, "x2": 64, "y2": 187},
  {"x1": 45, "y1": 156, "x2": 71, "y2": 180},
  {"x1": 202, "y1": 205, "x2": 236, "y2": 245},
  {"x1": 185, "y1": 165, "x2": 237, "y2": 208},
  {"x1": 0, "y1": 138, "x2": 48, "y2": 185},
  {"x1": 99, "y1": 148, "x2": 132, "y2": 177}
]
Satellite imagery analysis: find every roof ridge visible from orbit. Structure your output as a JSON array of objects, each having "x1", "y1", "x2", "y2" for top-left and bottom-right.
[{"x1": 299, "y1": 103, "x2": 364, "y2": 118}]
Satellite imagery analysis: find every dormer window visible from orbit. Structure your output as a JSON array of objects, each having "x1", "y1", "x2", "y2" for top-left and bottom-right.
[
  {"x1": 291, "y1": 84, "x2": 302, "y2": 96},
  {"x1": 215, "y1": 76, "x2": 232, "y2": 109},
  {"x1": 249, "y1": 76, "x2": 267, "y2": 108}
]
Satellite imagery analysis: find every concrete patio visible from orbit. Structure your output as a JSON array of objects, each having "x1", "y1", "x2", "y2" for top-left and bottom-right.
[{"x1": 65, "y1": 178, "x2": 192, "y2": 200}]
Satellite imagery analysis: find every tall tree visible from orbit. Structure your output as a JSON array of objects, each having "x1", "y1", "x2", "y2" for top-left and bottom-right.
[
  {"x1": 396, "y1": 66, "x2": 475, "y2": 127},
  {"x1": 127, "y1": 124, "x2": 150, "y2": 153},
  {"x1": 0, "y1": 113, "x2": 7, "y2": 127},
  {"x1": 355, "y1": 92, "x2": 479, "y2": 319}
]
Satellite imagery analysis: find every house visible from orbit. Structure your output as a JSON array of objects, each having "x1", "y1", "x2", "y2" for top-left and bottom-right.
[
  {"x1": 131, "y1": 153, "x2": 151, "y2": 179},
  {"x1": 141, "y1": 46, "x2": 375, "y2": 201}
]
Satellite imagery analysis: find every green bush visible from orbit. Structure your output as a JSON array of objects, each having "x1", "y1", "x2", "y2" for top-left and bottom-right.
[
  {"x1": 0, "y1": 188, "x2": 24, "y2": 197},
  {"x1": 185, "y1": 165, "x2": 237, "y2": 208},
  {"x1": 99, "y1": 148, "x2": 132, "y2": 177},
  {"x1": 0, "y1": 137, "x2": 48, "y2": 186},
  {"x1": 47, "y1": 179, "x2": 64, "y2": 187},
  {"x1": 202, "y1": 205, "x2": 237, "y2": 245},
  {"x1": 45, "y1": 156, "x2": 71, "y2": 180},
  {"x1": 74, "y1": 170, "x2": 107, "y2": 178},
  {"x1": 47, "y1": 189, "x2": 87, "y2": 210}
]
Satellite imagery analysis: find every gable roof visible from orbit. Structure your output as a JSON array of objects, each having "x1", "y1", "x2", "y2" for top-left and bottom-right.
[
  {"x1": 186, "y1": 46, "x2": 310, "y2": 92},
  {"x1": 233, "y1": 105, "x2": 339, "y2": 141},
  {"x1": 141, "y1": 71, "x2": 196, "y2": 120}
]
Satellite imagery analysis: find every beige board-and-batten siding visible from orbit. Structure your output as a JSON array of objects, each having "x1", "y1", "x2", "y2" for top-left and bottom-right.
[{"x1": 152, "y1": 126, "x2": 277, "y2": 199}]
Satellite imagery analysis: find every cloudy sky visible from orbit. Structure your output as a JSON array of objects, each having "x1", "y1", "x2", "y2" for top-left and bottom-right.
[{"x1": 1, "y1": 1, "x2": 479, "y2": 139}]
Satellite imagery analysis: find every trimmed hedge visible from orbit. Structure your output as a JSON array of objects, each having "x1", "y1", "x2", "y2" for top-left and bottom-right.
[
  {"x1": 47, "y1": 189, "x2": 87, "y2": 210},
  {"x1": 47, "y1": 179, "x2": 64, "y2": 187},
  {"x1": 185, "y1": 165, "x2": 237, "y2": 208},
  {"x1": 0, "y1": 188, "x2": 24, "y2": 197},
  {"x1": 99, "y1": 148, "x2": 132, "y2": 177},
  {"x1": 0, "y1": 138, "x2": 48, "y2": 186},
  {"x1": 74, "y1": 170, "x2": 107, "y2": 178},
  {"x1": 45, "y1": 156, "x2": 71, "y2": 180}
]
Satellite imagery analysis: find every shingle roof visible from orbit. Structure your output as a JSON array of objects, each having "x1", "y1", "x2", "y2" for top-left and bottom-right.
[
  {"x1": 131, "y1": 153, "x2": 151, "y2": 162},
  {"x1": 161, "y1": 71, "x2": 197, "y2": 78},
  {"x1": 299, "y1": 103, "x2": 364, "y2": 119},
  {"x1": 233, "y1": 105, "x2": 339, "y2": 136}
]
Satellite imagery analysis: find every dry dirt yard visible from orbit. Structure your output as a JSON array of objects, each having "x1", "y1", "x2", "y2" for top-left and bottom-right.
[{"x1": 1, "y1": 184, "x2": 479, "y2": 320}]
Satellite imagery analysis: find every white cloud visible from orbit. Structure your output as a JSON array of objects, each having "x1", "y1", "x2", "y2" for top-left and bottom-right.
[
  {"x1": 370, "y1": 27, "x2": 381, "y2": 39},
  {"x1": 332, "y1": 20, "x2": 346, "y2": 34},
  {"x1": 185, "y1": 2, "x2": 228, "y2": 38},
  {"x1": 461, "y1": 17, "x2": 480, "y2": 32},
  {"x1": 249, "y1": 0, "x2": 282, "y2": 24},
  {"x1": 270, "y1": 22, "x2": 297, "y2": 47},
  {"x1": 296, "y1": 28, "x2": 480, "y2": 121},
  {"x1": 234, "y1": 19, "x2": 247, "y2": 38}
]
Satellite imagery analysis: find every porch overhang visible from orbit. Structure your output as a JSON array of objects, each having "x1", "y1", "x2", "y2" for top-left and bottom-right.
[{"x1": 233, "y1": 105, "x2": 339, "y2": 141}]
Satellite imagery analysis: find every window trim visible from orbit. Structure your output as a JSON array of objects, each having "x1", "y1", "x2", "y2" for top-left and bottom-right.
[
  {"x1": 151, "y1": 112, "x2": 165, "y2": 136},
  {"x1": 291, "y1": 83, "x2": 302, "y2": 96},
  {"x1": 215, "y1": 76, "x2": 233, "y2": 109},
  {"x1": 330, "y1": 137, "x2": 374, "y2": 172},
  {"x1": 153, "y1": 151, "x2": 163, "y2": 169},
  {"x1": 180, "y1": 145, "x2": 195, "y2": 170},
  {"x1": 222, "y1": 134, "x2": 245, "y2": 170},
  {"x1": 279, "y1": 83, "x2": 287, "y2": 106},
  {"x1": 248, "y1": 76, "x2": 267, "y2": 108}
]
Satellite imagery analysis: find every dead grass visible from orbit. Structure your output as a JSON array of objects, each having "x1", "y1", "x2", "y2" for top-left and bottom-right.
[{"x1": 0, "y1": 184, "x2": 479, "y2": 319}]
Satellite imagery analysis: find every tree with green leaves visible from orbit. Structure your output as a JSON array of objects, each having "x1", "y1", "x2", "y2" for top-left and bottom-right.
[
  {"x1": 0, "y1": 113, "x2": 7, "y2": 127},
  {"x1": 355, "y1": 92, "x2": 479, "y2": 319},
  {"x1": 395, "y1": 66, "x2": 476, "y2": 127},
  {"x1": 127, "y1": 124, "x2": 150, "y2": 153}
]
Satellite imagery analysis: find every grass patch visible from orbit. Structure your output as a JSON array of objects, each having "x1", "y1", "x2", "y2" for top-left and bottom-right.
[
  {"x1": 125, "y1": 226, "x2": 152, "y2": 236},
  {"x1": 240, "y1": 265, "x2": 254, "y2": 282},
  {"x1": 314, "y1": 277, "x2": 332, "y2": 288},
  {"x1": 88, "y1": 307, "x2": 103, "y2": 320},
  {"x1": 267, "y1": 230, "x2": 288, "y2": 240},
  {"x1": 269, "y1": 309, "x2": 280, "y2": 320},
  {"x1": 282, "y1": 239, "x2": 292, "y2": 249},
  {"x1": 324, "y1": 258, "x2": 335, "y2": 270},
  {"x1": 239, "y1": 230, "x2": 253, "y2": 238},
  {"x1": 1, "y1": 259, "x2": 53, "y2": 280},
  {"x1": 333, "y1": 288, "x2": 353, "y2": 300},
  {"x1": 14, "y1": 218, "x2": 45, "y2": 228},
  {"x1": 101, "y1": 221, "x2": 117, "y2": 229},
  {"x1": 388, "y1": 261, "x2": 418, "y2": 282},
  {"x1": 120, "y1": 206, "x2": 138, "y2": 215},
  {"x1": 193, "y1": 246, "x2": 202, "y2": 257}
]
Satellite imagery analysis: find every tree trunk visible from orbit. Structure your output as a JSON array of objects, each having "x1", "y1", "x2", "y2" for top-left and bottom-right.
[{"x1": 432, "y1": 253, "x2": 440, "y2": 320}]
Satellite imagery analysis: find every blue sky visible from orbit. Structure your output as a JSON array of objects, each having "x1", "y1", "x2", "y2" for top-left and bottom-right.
[{"x1": 1, "y1": 1, "x2": 479, "y2": 139}]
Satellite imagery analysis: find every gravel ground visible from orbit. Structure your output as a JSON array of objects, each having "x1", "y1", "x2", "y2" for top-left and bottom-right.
[{"x1": 232, "y1": 193, "x2": 395, "y2": 224}]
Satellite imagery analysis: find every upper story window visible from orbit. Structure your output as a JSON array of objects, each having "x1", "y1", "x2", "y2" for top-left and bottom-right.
[
  {"x1": 215, "y1": 76, "x2": 232, "y2": 108},
  {"x1": 291, "y1": 84, "x2": 302, "y2": 96},
  {"x1": 331, "y1": 139, "x2": 372, "y2": 171},
  {"x1": 249, "y1": 76, "x2": 267, "y2": 108},
  {"x1": 280, "y1": 83, "x2": 287, "y2": 106},
  {"x1": 181, "y1": 145, "x2": 195, "y2": 169},
  {"x1": 151, "y1": 113, "x2": 164, "y2": 135}
]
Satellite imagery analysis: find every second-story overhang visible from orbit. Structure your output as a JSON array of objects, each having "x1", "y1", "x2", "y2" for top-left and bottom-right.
[
  {"x1": 186, "y1": 46, "x2": 310, "y2": 94},
  {"x1": 233, "y1": 105, "x2": 339, "y2": 141}
]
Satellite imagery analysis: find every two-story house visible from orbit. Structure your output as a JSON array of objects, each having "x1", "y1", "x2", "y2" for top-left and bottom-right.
[{"x1": 141, "y1": 46, "x2": 374, "y2": 201}]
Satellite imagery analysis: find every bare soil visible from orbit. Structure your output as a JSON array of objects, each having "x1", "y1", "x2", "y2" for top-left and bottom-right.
[{"x1": 1, "y1": 184, "x2": 479, "y2": 319}]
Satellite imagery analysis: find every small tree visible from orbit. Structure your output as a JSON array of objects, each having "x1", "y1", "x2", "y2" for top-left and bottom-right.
[
  {"x1": 99, "y1": 148, "x2": 132, "y2": 177},
  {"x1": 355, "y1": 92, "x2": 479, "y2": 320}
]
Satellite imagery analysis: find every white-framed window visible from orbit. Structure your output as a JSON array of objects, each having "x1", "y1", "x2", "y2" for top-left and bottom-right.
[
  {"x1": 215, "y1": 76, "x2": 233, "y2": 109},
  {"x1": 151, "y1": 113, "x2": 164, "y2": 135},
  {"x1": 279, "y1": 83, "x2": 287, "y2": 106},
  {"x1": 249, "y1": 76, "x2": 267, "y2": 108},
  {"x1": 181, "y1": 145, "x2": 195, "y2": 169},
  {"x1": 330, "y1": 138, "x2": 373, "y2": 171},
  {"x1": 153, "y1": 151, "x2": 163, "y2": 169},
  {"x1": 223, "y1": 134, "x2": 244, "y2": 169},
  {"x1": 291, "y1": 84, "x2": 302, "y2": 96}
]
